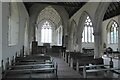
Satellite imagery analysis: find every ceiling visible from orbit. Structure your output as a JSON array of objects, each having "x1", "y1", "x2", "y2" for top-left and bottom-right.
[
  {"x1": 103, "y1": 2, "x2": 120, "y2": 20},
  {"x1": 24, "y1": 2, "x2": 120, "y2": 20},
  {"x1": 24, "y1": 2, "x2": 86, "y2": 18},
  {"x1": 37, "y1": 6, "x2": 61, "y2": 27}
]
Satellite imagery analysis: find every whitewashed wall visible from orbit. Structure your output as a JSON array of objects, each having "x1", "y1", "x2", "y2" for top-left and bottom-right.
[
  {"x1": 0, "y1": 1, "x2": 2, "y2": 80},
  {"x1": 2, "y1": 2, "x2": 29, "y2": 67}
]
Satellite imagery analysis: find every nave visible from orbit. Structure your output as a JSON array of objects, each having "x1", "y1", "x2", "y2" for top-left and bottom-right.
[{"x1": 1, "y1": 1, "x2": 120, "y2": 80}]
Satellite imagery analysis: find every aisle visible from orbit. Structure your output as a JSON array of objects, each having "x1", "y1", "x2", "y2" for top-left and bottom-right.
[{"x1": 52, "y1": 57, "x2": 81, "y2": 78}]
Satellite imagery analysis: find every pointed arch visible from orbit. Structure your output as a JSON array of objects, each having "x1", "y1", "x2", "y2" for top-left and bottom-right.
[
  {"x1": 29, "y1": 4, "x2": 69, "y2": 47},
  {"x1": 82, "y1": 15, "x2": 94, "y2": 43},
  {"x1": 76, "y1": 11, "x2": 94, "y2": 51},
  {"x1": 106, "y1": 19, "x2": 119, "y2": 44},
  {"x1": 37, "y1": 6, "x2": 61, "y2": 29},
  {"x1": 106, "y1": 19, "x2": 119, "y2": 31},
  {"x1": 41, "y1": 21, "x2": 52, "y2": 43}
]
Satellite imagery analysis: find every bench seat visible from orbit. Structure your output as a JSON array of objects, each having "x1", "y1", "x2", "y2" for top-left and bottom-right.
[
  {"x1": 79, "y1": 65, "x2": 110, "y2": 68},
  {"x1": 11, "y1": 64, "x2": 54, "y2": 69},
  {"x1": 6, "y1": 67, "x2": 57, "y2": 74},
  {"x1": 15, "y1": 61, "x2": 53, "y2": 65},
  {"x1": 86, "y1": 68, "x2": 120, "y2": 73}
]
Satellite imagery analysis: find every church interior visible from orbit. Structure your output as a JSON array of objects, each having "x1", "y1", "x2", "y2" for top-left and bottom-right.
[{"x1": 0, "y1": 0, "x2": 120, "y2": 79}]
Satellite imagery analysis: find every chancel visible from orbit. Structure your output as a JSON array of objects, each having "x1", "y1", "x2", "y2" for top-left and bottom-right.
[{"x1": 0, "y1": 0, "x2": 120, "y2": 79}]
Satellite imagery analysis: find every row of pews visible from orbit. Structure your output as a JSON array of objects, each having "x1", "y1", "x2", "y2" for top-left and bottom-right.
[
  {"x1": 1, "y1": 50, "x2": 58, "y2": 79},
  {"x1": 61, "y1": 50, "x2": 120, "y2": 78}
]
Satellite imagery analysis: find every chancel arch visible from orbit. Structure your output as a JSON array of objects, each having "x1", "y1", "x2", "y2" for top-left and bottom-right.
[
  {"x1": 36, "y1": 6, "x2": 63, "y2": 46},
  {"x1": 29, "y1": 4, "x2": 69, "y2": 47}
]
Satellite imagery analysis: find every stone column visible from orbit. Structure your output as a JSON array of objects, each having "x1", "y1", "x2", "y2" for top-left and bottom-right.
[
  {"x1": 94, "y1": 32, "x2": 102, "y2": 58},
  {"x1": 77, "y1": 36, "x2": 82, "y2": 52},
  {"x1": 32, "y1": 23, "x2": 38, "y2": 54},
  {"x1": 33, "y1": 23, "x2": 37, "y2": 41}
]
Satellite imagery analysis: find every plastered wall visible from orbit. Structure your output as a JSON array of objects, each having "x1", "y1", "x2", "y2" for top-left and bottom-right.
[
  {"x1": 2, "y1": 2, "x2": 29, "y2": 67},
  {"x1": 0, "y1": 2, "x2": 2, "y2": 66},
  {"x1": 0, "y1": 1, "x2": 2, "y2": 80}
]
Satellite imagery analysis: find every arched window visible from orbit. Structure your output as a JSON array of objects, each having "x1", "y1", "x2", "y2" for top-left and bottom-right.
[
  {"x1": 108, "y1": 21, "x2": 118, "y2": 44},
  {"x1": 82, "y1": 16, "x2": 94, "y2": 42},
  {"x1": 41, "y1": 21, "x2": 52, "y2": 43},
  {"x1": 8, "y1": 1, "x2": 19, "y2": 46}
]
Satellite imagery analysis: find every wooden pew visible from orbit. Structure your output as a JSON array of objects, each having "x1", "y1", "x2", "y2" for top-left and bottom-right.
[
  {"x1": 79, "y1": 64, "x2": 110, "y2": 68},
  {"x1": 10, "y1": 59, "x2": 54, "y2": 69},
  {"x1": 76, "y1": 64, "x2": 110, "y2": 74},
  {"x1": 82, "y1": 48, "x2": 94, "y2": 54},
  {"x1": 69, "y1": 53, "x2": 94, "y2": 69},
  {"x1": 83, "y1": 67, "x2": 120, "y2": 78},
  {"x1": 14, "y1": 60, "x2": 53, "y2": 65},
  {"x1": 15, "y1": 54, "x2": 53, "y2": 64},
  {"x1": 75, "y1": 58, "x2": 103, "y2": 70},
  {"x1": 64, "y1": 52, "x2": 80, "y2": 64},
  {"x1": 4, "y1": 62, "x2": 58, "y2": 78},
  {"x1": 15, "y1": 54, "x2": 52, "y2": 63},
  {"x1": 2, "y1": 54, "x2": 58, "y2": 79},
  {"x1": 4, "y1": 65, "x2": 58, "y2": 79},
  {"x1": 63, "y1": 52, "x2": 73, "y2": 66},
  {"x1": 10, "y1": 63, "x2": 54, "y2": 69},
  {"x1": 14, "y1": 55, "x2": 53, "y2": 66},
  {"x1": 13, "y1": 54, "x2": 54, "y2": 68},
  {"x1": 63, "y1": 51, "x2": 94, "y2": 68},
  {"x1": 75, "y1": 62, "x2": 119, "y2": 78}
]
